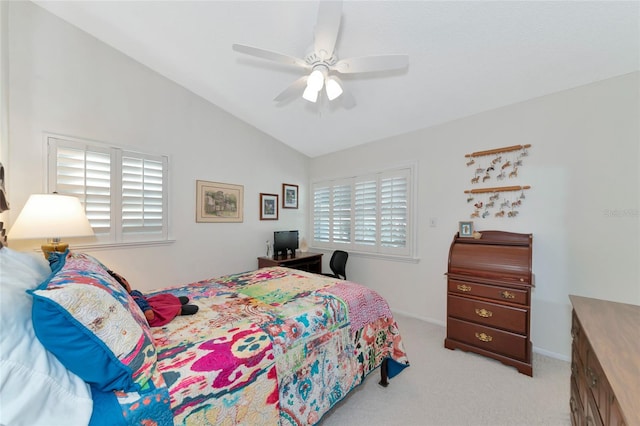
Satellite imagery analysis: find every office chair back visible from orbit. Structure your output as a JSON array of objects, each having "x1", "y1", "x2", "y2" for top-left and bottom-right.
[{"x1": 329, "y1": 250, "x2": 348, "y2": 280}]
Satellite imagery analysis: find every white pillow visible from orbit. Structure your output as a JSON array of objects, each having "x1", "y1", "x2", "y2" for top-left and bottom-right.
[{"x1": 0, "y1": 248, "x2": 93, "y2": 426}]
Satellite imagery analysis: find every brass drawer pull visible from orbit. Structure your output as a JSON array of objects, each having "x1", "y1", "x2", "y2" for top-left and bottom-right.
[
  {"x1": 457, "y1": 284, "x2": 472, "y2": 292},
  {"x1": 587, "y1": 367, "x2": 598, "y2": 388},
  {"x1": 475, "y1": 332, "x2": 492, "y2": 342},
  {"x1": 500, "y1": 290, "x2": 515, "y2": 299},
  {"x1": 475, "y1": 308, "x2": 493, "y2": 318}
]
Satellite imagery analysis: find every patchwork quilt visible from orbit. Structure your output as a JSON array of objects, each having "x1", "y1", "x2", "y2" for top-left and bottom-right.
[{"x1": 120, "y1": 267, "x2": 409, "y2": 425}]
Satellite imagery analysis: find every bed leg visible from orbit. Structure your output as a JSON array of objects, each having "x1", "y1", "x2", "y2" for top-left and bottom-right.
[{"x1": 379, "y1": 358, "x2": 389, "y2": 387}]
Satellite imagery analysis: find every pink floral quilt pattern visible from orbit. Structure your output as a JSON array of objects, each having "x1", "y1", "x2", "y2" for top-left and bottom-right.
[{"x1": 144, "y1": 267, "x2": 409, "y2": 425}]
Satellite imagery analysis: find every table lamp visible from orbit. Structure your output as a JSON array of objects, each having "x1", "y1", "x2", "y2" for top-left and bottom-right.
[{"x1": 8, "y1": 193, "x2": 95, "y2": 258}]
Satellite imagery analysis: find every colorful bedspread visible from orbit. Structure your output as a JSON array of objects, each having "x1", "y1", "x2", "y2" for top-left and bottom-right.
[{"x1": 136, "y1": 267, "x2": 408, "y2": 425}]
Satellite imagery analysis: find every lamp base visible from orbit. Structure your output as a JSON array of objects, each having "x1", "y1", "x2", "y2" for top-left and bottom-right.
[{"x1": 41, "y1": 242, "x2": 69, "y2": 260}]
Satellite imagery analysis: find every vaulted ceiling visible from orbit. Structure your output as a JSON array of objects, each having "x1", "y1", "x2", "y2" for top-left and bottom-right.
[{"x1": 34, "y1": 1, "x2": 640, "y2": 158}]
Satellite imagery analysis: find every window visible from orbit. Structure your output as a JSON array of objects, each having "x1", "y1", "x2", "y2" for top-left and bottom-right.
[
  {"x1": 47, "y1": 135, "x2": 169, "y2": 244},
  {"x1": 312, "y1": 166, "x2": 414, "y2": 258}
]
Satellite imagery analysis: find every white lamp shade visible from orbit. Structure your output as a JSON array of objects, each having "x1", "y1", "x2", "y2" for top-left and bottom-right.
[
  {"x1": 325, "y1": 76, "x2": 343, "y2": 100},
  {"x1": 302, "y1": 85, "x2": 320, "y2": 103},
  {"x1": 8, "y1": 194, "x2": 94, "y2": 240},
  {"x1": 306, "y1": 69, "x2": 325, "y2": 91}
]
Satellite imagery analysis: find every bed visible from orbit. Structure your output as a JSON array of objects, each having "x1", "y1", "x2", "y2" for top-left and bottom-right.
[{"x1": 0, "y1": 247, "x2": 409, "y2": 425}]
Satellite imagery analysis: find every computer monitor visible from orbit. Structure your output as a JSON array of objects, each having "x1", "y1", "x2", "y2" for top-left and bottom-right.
[{"x1": 273, "y1": 230, "x2": 299, "y2": 258}]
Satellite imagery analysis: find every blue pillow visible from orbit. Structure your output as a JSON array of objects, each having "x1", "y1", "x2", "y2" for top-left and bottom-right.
[{"x1": 29, "y1": 251, "x2": 157, "y2": 392}]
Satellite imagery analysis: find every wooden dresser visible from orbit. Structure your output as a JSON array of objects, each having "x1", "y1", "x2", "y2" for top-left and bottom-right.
[
  {"x1": 445, "y1": 230, "x2": 533, "y2": 376},
  {"x1": 569, "y1": 295, "x2": 639, "y2": 426}
]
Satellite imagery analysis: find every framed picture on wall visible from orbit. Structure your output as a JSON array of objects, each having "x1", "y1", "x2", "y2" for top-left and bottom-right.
[
  {"x1": 459, "y1": 221, "x2": 474, "y2": 237},
  {"x1": 196, "y1": 180, "x2": 244, "y2": 223},
  {"x1": 260, "y1": 193, "x2": 279, "y2": 220},
  {"x1": 282, "y1": 183, "x2": 298, "y2": 209}
]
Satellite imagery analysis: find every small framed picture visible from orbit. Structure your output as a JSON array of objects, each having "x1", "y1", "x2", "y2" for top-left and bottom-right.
[
  {"x1": 282, "y1": 183, "x2": 298, "y2": 209},
  {"x1": 260, "y1": 193, "x2": 278, "y2": 220},
  {"x1": 459, "y1": 221, "x2": 474, "y2": 237}
]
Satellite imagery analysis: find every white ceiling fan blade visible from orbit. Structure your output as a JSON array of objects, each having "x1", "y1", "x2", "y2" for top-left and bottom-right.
[
  {"x1": 232, "y1": 44, "x2": 309, "y2": 69},
  {"x1": 334, "y1": 55, "x2": 409, "y2": 74},
  {"x1": 314, "y1": 0, "x2": 342, "y2": 60},
  {"x1": 274, "y1": 75, "x2": 309, "y2": 103}
]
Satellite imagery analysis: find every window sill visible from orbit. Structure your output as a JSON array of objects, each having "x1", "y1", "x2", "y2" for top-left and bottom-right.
[
  {"x1": 309, "y1": 247, "x2": 420, "y2": 263},
  {"x1": 69, "y1": 239, "x2": 176, "y2": 252}
]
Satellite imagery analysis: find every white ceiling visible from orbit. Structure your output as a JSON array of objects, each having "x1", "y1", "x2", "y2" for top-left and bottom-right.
[{"x1": 33, "y1": 1, "x2": 640, "y2": 158}]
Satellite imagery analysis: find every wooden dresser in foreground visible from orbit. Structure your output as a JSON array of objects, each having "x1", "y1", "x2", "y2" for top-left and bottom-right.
[
  {"x1": 445, "y1": 230, "x2": 533, "y2": 376},
  {"x1": 569, "y1": 295, "x2": 640, "y2": 426}
]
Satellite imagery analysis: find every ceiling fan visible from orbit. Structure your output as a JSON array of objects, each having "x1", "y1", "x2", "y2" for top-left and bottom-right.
[{"x1": 232, "y1": 0, "x2": 409, "y2": 107}]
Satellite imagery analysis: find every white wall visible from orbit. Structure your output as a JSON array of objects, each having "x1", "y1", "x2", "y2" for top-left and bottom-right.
[
  {"x1": 7, "y1": 1, "x2": 309, "y2": 291},
  {"x1": 7, "y1": 1, "x2": 639, "y2": 361},
  {"x1": 310, "y1": 72, "x2": 640, "y2": 360},
  {"x1": 0, "y1": 1, "x2": 9, "y2": 228}
]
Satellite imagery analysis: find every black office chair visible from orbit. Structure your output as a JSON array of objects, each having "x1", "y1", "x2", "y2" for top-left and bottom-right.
[{"x1": 322, "y1": 250, "x2": 348, "y2": 280}]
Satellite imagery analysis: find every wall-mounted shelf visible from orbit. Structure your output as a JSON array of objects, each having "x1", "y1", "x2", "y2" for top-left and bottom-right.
[
  {"x1": 465, "y1": 144, "x2": 532, "y2": 158},
  {"x1": 465, "y1": 185, "x2": 531, "y2": 194}
]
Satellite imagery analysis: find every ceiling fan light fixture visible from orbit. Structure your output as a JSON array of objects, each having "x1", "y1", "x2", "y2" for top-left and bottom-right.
[
  {"x1": 325, "y1": 76, "x2": 343, "y2": 100},
  {"x1": 232, "y1": 0, "x2": 409, "y2": 107},
  {"x1": 302, "y1": 85, "x2": 320, "y2": 103},
  {"x1": 307, "y1": 69, "x2": 325, "y2": 91}
]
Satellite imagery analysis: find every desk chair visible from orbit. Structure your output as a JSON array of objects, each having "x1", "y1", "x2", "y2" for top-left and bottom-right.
[{"x1": 322, "y1": 250, "x2": 348, "y2": 280}]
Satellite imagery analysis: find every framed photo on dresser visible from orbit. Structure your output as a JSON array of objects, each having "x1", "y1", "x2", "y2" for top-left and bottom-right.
[{"x1": 458, "y1": 221, "x2": 474, "y2": 237}]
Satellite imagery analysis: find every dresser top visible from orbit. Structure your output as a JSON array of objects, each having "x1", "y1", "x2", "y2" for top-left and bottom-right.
[{"x1": 569, "y1": 295, "x2": 640, "y2": 425}]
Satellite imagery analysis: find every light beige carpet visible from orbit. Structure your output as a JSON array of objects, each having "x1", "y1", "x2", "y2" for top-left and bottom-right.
[{"x1": 321, "y1": 313, "x2": 571, "y2": 426}]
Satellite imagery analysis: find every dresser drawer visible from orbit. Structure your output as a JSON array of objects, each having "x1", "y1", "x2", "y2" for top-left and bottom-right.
[
  {"x1": 586, "y1": 391, "x2": 604, "y2": 426},
  {"x1": 447, "y1": 317, "x2": 528, "y2": 361},
  {"x1": 570, "y1": 375, "x2": 584, "y2": 426},
  {"x1": 585, "y1": 346, "x2": 609, "y2": 419},
  {"x1": 448, "y1": 279, "x2": 528, "y2": 305},
  {"x1": 571, "y1": 311, "x2": 588, "y2": 363},
  {"x1": 571, "y1": 342, "x2": 587, "y2": 410},
  {"x1": 447, "y1": 295, "x2": 528, "y2": 334}
]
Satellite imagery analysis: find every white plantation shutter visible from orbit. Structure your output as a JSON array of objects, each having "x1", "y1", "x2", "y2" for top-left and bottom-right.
[
  {"x1": 313, "y1": 185, "x2": 330, "y2": 243},
  {"x1": 48, "y1": 136, "x2": 169, "y2": 244},
  {"x1": 311, "y1": 166, "x2": 414, "y2": 257},
  {"x1": 121, "y1": 154, "x2": 166, "y2": 236},
  {"x1": 354, "y1": 178, "x2": 377, "y2": 247},
  {"x1": 332, "y1": 183, "x2": 351, "y2": 244},
  {"x1": 380, "y1": 170, "x2": 409, "y2": 254},
  {"x1": 53, "y1": 142, "x2": 112, "y2": 234}
]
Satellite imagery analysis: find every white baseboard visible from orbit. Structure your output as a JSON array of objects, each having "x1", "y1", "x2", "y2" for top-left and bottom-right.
[
  {"x1": 391, "y1": 309, "x2": 446, "y2": 327},
  {"x1": 533, "y1": 346, "x2": 570, "y2": 362}
]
